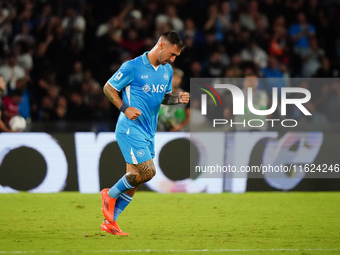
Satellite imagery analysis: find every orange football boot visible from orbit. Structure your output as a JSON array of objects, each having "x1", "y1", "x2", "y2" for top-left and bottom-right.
[
  {"x1": 100, "y1": 188, "x2": 116, "y2": 223},
  {"x1": 101, "y1": 220, "x2": 129, "y2": 236}
]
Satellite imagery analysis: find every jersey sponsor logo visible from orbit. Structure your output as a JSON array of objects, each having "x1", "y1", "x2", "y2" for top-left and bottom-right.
[
  {"x1": 143, "y1": 84, "x2": 168, "y2": 93},
  {"x1": 141, "y1": 75, "x2": 148, "y2": 79},
  {"x1": 164, "y1": 73, "x2": 169, "y2": 80},
  {"x1": 114, "y1": 71, "x2": 123, "y2": 81},
  {"x1": 142, "y1": 84, "x2": 151, "y2": 93},
  {"x1": 152, "y1": 84, "x2": 168, "y2": 93}
]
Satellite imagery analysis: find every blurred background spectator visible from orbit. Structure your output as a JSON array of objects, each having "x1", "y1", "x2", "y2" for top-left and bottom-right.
[
  {"x1": 0, "y1": 76, "x2": 12, "y2": 132},
  {"x1": 0, "y1": 52, "x2": 26, "y2": 95},
  {"x1": 0, "y1": 0, "x2": 339, "y2": 132},
  {"x1": 2, "y1": 88, "x2": 22, "y2": 124}
]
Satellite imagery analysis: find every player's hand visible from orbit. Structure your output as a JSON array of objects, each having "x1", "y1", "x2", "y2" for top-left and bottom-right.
[
  {"x1": 179, "y1": 92, "x2": 190, "y2": 104},
  {"x1": 124, "y1": 107, "x2": 142, "y2": 121}
]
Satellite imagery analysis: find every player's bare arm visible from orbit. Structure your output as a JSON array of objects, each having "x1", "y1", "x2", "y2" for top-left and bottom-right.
[
  {"x1": 162, "y1": 91, "x2": 190, "y2": 105},
  {"x1": 103, "y1": 83, "x2": 141, "y2": 120}
]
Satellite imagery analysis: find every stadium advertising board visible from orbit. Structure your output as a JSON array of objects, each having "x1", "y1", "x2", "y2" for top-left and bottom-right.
[{"x1": 0, "y1": 132, "x2": 339, "y2": 194}]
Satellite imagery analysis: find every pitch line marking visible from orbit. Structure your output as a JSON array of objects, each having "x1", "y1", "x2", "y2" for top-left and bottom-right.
[{"x1": 0, "y1": 248, "x2": 340, "y2": 253}]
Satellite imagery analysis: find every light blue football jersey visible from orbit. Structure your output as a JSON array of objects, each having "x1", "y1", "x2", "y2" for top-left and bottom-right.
[{"x1": 107, "y1": 52, "x2": 173, "y2": 138}]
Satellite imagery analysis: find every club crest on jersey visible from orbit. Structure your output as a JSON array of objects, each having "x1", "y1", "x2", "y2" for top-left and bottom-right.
[
  {"x1": 114, "y1": 71, "x2": 123, "y2": 81},
  {"x1": 164, "y1": 73, "x2": 169, "y2": 80},
  {"x1": 137, "y1": 150, "x2": 145, "y2": 157},
  {"x1": 142, "y1": 84, "x2": 151, "y2": 93}
]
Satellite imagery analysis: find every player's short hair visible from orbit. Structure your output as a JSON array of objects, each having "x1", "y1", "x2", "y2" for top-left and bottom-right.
[{"x1": 161, "y1": 30, "x2": 185, "y2": 50}]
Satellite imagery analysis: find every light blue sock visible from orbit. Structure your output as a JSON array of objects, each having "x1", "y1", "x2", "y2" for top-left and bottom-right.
[
  {"x1": 108, "y1": 175, "x2": 134, "y2": 199},
  {"x1": 113, "y1": 193, "x2": 133, "y2": 221}
]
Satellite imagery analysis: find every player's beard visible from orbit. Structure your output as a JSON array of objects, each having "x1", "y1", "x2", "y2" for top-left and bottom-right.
[
  {"x1": 162, "y1": 59, "x2": 170, "y2": 65},
  {"x1": 158, "y1": 54, "x2": 169, "y2": 65}
]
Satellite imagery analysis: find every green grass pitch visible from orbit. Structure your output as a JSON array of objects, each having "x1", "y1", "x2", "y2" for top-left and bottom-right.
[{"x1": 0, "y1": 192, "x2": 339, "y2": 255}]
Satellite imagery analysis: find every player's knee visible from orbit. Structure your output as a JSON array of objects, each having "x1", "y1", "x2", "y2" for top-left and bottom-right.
[
  {"x1": 149, "y1": 166, "x2": 156, "y2": 179},
  {"x1": 143, "y1": 166, "x2": 156, "y2": 182},
  {"x1": 135, "y1": 161, "x2": 156, "y2": 183}
]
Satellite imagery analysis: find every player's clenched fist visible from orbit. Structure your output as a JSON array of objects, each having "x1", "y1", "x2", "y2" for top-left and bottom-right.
[
  {"x1": 179, "y1": 92, "x2": 190, "y2": 104},
  {"x1": 124, "y1": 107, "x2": 142, "y2": 121}
]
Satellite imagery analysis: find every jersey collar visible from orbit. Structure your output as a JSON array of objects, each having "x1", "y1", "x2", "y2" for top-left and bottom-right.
[
  {"x1": 142, "y1": 51, "x2": 161, "y2": 71},
  {"x1": 142, "y1": 51, "x2": 150, "y2": 65}
]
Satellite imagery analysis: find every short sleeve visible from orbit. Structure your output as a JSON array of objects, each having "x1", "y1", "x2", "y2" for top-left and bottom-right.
[{"x1": 107, "y1": 62, "x2": 134, "y2": 91}]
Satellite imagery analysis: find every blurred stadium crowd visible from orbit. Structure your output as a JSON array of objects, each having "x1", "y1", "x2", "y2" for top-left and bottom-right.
[{"x1": 1, "y1": 0, "x2": 340, "y2": 131}]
